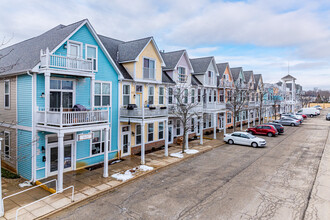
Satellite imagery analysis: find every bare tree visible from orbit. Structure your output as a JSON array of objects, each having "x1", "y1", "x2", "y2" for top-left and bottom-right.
[
  {"x1": 257, "y1": 90, "x2": 267, "y2": 125},
  {"x1": 272, "y1": 97, "x2": 281, "y2": 120},
  {"x1": 169, "y1": 83, "x2": 201, "y2": 153},
  {"x1": 226, "y1": 83, "x2": 250, "y2": 132}
]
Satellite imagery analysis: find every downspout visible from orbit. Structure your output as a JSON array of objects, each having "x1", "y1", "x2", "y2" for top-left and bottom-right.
[{"x1": 117, "y1": 77, "x2": 121, "y2": 159}]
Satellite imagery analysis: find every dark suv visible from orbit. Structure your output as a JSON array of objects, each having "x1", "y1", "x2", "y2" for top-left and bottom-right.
[
  {"x1": 326, "y1": 113, "x2": 330, "y2": 121},
  {"x1": 264, "y1": 122, "x2": 284, "y2": 134}
]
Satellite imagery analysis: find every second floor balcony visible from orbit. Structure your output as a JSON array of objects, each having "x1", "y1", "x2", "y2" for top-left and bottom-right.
[
  {"x1": 120, "y1": 105, "x2": 168, "y2": 118},
  {"x1": 203, "y1": 102, "x2": 226, "y2": 111},
  {"x1": 168, "y1": 104, "x2": 203, "y2": 115}
]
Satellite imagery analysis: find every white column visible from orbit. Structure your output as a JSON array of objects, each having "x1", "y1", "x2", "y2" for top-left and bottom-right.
[
  {"x1": 90, "y1": 76, "x2": 95, "y2": 108},
  {"x1": 253, "y1": 109, "x2": 256, "y2": 126},
  {"x1": 200, "y1": 116, "x2": 203, "y2": 145},
  {"x1": 57, "y1": 133, "x2": 64, "y2": 193},
  {"x1": 165, "y1": 119, "x2": 168, "y2": 156},
  {"x1": 223, "y1": 112, "x2": 227, "y2": 134},
  {"x1": 185, "y1": 132, "x2": 189, "y2": 150},
  {"x1": 213, "y1": 113, "x2": 217, "y2": 139},
  {"x1": 248, "y1": 110, "x2": 250, "y2": 128},
  {"x1": 0, "y1": 138, "x2": 3, "y2": 217},
  {"x1": 44, "y1": 72, "x2": 50, "y2": 125},
  {"x1": 141, "y1": 122, "x2": 145, "y2": 164},
  {"x1": 263, "y1": 109, "x2": 265, "y2": 123},
  {"x1": 103, "y1": 127, "x2": 109, "y2": 178},
  {"x1": 240, "y1": 112, "x2": 243, "y2": 130}
]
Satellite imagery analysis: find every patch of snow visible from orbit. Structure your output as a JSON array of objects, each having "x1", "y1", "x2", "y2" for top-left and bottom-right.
[
  {"x1": 139, "y1": 165, "x2": 154, "y2": 171},
  {"x1": 185, "y1": 149, "x2": 199, "y2": 154},
  {"x1": 19, "y1": 181, "x2": 32, "y2": 188},
  {"x1": 170, "y1": 152, "x2": 184, "y2": 158},
  {"x1": 111, "y1": 170, "x2": 133, "y2": 181}
]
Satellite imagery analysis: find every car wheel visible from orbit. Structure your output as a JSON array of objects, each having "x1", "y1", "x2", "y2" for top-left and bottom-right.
[
  {"x1": 248, "y1": 131, "x2": 254, "y2": 134},
  {"x1": 291, "y1": 123, "x2": 295, "y2": 127},
  {"x1": 310, "y1": 115, "x2": 314, "y2": 118},
  {"x1": 267, "y1": 132, "x2": 273, "y2": 137},
  {"x1": 251, "y1": 142, "x2": 258, "y2": 148},
  {"x1": 228, "y1": 139, "x2": 234, "y2": 145}
]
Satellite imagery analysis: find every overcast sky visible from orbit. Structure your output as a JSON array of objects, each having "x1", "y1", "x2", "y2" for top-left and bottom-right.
[{"x1": 1, "y1": 0, "x2": 330, "y2": 90}]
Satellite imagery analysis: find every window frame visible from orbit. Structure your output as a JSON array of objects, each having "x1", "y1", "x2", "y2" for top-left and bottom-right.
[
  {"x1": 147, "y1": 123, "x2": 154, "y2": 142},
  {"x1": 90, "y1": 129, "x2": 111, "y2": 156},
  {"x1": 4, "y1": 131, "x2": 10, "y2": 159},
  {"x1": 168, "y1": 87, "x2": 174, "y2": 104},
  {"x1": 148, "y1": 86, "x2": 155, "y2": 105},
  {"x1": 94, "y1": 81, "x2": 111, "y2": 107},
  {"x1": 158, "y1": 86, "x2": 165, "y2": 105},
  {"x1": 49, "y1": 78, "x2": 75, "y2": 110},
  {"x1": 122, "y1": 84, "x2": 131, "y2": 106},
  {"x1": 191, "y1": 89, "x2": 195, "y2": 104},
  {"x1": 178, "y1": 66, "x2": 187, "y2": 83},
  {"x1": 143, "y1": 57, "x2": 156, "y2": 80},
  {"x1": 85, "y1": 44, "x2": 98, "y2": 72},
  {"x1": 158, "y1": 122, "x2": 164, "y2": 140},
  {"x1": 135, "y1": 124, "x2": 142, "y2": 145},
  {"x1": 227, "y1": 112, "x2": 232, "y2": 124},
  {"x1": 176, "y1": 119, "x2": 181, "y2": 136},
  {"x1": 4, "y1": 80, "x2": 10, "y2": 109}
]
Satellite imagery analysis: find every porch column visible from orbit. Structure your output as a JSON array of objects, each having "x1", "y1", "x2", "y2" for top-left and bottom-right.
[
  {"x1": 164, "y1": 119, "x2": 168, "y2": 156},
  {"x1": 185, "y1": 131, "x2": 189, "y2": 150},
  {"x1": 248, "y1": 110, "x2": 250, "y2": 128},
  {"x1": 44, "y1": 72, "x2": 50, "y2": 125},
  {"x1": 103, "y1": 127, "x2": 109, "y2": 178},
  {"x1": 253, "y1": 109, "x2": 256, "y2": 126},
  {"x1": 263, "y1": 109, "x2": 265, "y2": 123},
  {"x1": 90, "y1": 76, "x2": 95, "y2": 108},
  {"x1": 240, "y1": 112, "x2": 243, "y2": 130},
  {"x1": 141, "y1": 121, "x2": 145, "y2": 165},
  {"x1": 57, "y1": 133, "x2": 64, "y2": 193},
  {"x1": 223, "y1": 112, "x2": 227, "y2": 135},
  {"x1": 213, "y1": 113, "x2": 217, "y2": 139},
  {"x1": 199, "y1": 116, "x2": 203, "y2": 145}
]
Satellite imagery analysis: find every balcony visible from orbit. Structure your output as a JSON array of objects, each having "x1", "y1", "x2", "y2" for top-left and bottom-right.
[
  {"x1": 203, "y1": 102, "x2": 226, "y2": 111},
  {"x1": 120, "y1": 105, "x2": 168, "y2": 118},
  {"x1": 220, "y1": 80, "x2": 234, "y2": 88},
  {"x1": 40, "y1": 48, "x2": 93, "y2": 73},
  {"x1": 168, "y1": 104, "x2": 203, "y2": 115},
  {"x1": 37, "y1": 107, "x2": 109, "y2": 128}
]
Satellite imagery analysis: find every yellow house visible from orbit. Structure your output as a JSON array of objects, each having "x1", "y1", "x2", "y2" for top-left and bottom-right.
[{"x1": 100, "y1": 36, "x2": 170, "y2": 163}]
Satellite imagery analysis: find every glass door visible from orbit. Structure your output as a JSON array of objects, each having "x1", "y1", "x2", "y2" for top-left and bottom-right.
[
  {"x1": 49, "y1": 144, "x2": 72, "y2": 175},
  {"x1": 168, "y1": 125, "x2": 173, "y2": 144},
  {"x1": 121, "y1": 133, "x2": 130, "y2": 156}
]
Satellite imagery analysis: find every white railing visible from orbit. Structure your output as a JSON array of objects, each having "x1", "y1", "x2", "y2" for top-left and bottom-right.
[
  {"x1": 37, "y1": 107, "x2": 109, "y2": 127},
  {"x1": 168, "y1": 104, "x2": 203, "y2": 115},
  {"x1": 120, "y1": 106, "x2": 168, "y2": 118},
  {"x1": 203, "y1": 102, "x2": 226, "y2": 110},
  {"x1": 40, "y1": 48, "x2": 93, "y2": 72}
]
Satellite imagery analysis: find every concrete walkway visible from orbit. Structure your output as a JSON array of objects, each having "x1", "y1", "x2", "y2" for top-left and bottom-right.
[{"x1": 0, "y1": 137, "x2": 223, "y2": 220}]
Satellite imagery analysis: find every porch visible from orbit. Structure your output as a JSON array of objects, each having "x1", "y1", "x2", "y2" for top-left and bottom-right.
[{"x1": 120, "y1": 106, "x2": 168, "y2": 118}]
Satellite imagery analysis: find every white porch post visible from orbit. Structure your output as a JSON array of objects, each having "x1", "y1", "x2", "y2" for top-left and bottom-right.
[
  {"x1": 57, "y1": 133, "x2": 64, "y2": 193},
  {"x1": 103, "y1": 127, "x2": 109, "y2": 178},
  {"x1": 0, "y1": 138, "x2": 3, "y2": 217},
  {"x1": 213, "y1": 113, "x2": 217, "y2": 139},
  {"x1": 44, "y1": 72, "x2": 50, "y2": 125},
  {"x1": 240, "y1": 112, "x2": 243, "y2": 130},
  {"x1": 223, "y1": 112, "x2": 227, "y2": 135},
  {"x1": 248, "y1": 110, "x2": 250, "y2": 128},
  {"x1": 263, "y1": 109, "x2": 265, "y2": 123},
  {"x1": 141, "y1": 122, "x2": 145, "y2": 165},
  {"x1": 165, "y1": 119, "x2": 168, "y2": 156},
  {"x1": 200, "y1": 116, "x2": 203, "y2": 145},
  {"x1": 253, "y1": 109, "x2": 256, "y2": 126},
  {"x1": 90, "y1": 76, "x2": 95, "y2": 108},
  {"x1": 185, "y1": 132, "x2": 189, "y2": 150}
]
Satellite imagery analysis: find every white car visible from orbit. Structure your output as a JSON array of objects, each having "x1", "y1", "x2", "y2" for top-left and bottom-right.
[{"x1": 224, "y1": 132, "x2": 267, "y2": 148}]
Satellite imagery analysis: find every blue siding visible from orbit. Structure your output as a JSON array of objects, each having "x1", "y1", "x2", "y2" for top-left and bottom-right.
[
  {"x1": 17, "y1": 130, "x2": 32, "y2": 179},
  {"x1": 76, "y1": 152, "x2": 117, "y2": 168},
  {"x1": 76, "y1": 131, "x2": 91, "y2": 160},
  {"x1": 76, "y1": 77, "x2": 91, "y2": 107},
  {"x1": 36, "y1": 74, "x2": 45, "y2": 108},
  {"x1": 36, "y1": 169, "x2": 45, "y2": 180},
  {"x1": 17, "y1": 74, "x2": 32, "y2": 127},
  {"x1": 36, "y1": 131, "x2": 47, "y2": 169}
]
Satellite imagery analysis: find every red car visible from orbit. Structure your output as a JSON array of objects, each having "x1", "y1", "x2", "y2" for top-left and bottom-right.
[
  {"x1": 301, "y1": 114, "x2": 307, "y2": 119},
  {"x1": 246, "y1": 125, "x2": 278, "y2": 137}
]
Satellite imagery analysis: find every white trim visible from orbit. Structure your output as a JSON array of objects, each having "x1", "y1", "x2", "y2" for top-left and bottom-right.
[
  {"x1": 94, "y1": 81, "x2": 112, "y2": 107},
  {"x1": 67, "y1": 40, "x2": 83, "y2": 58},
  {"x1": 147, "y1": 85, "x2": 155, "y2": 105},
  {"x1": 49, "y1": 77, "x2": 76, "y2": 109},
  {"x1": 121, "y1": 125, "x2": 131, "y2": 156},
  {"x1": 158, "y1": 121, "x2": 164, "y2": 140},
  {"x1": 122, "y1": 83, "x2": 131, "y2": 107},
  {"x1": 135, "y1": 124, "x2": 142, "y2": 146},
  {"x1": 90, "y1": 129, "x2": 111, "y2": 156},
  {"x1": 4, "y1": 79, "x2": 10, "y2": 109},
  {"x1": 158, "y1": 86, "x2": 165, "y2": 105},
  {"x1": 4, "y1": 131, "x2": 10, "y2": 159},
  {"x1": 1, "y1": 123, "x2": 32, "y2": 131},
  {"x1": 147, "y1": 123, "x2": 154, "y2": 143},
  {"x1": 173, "y1": 50, "x2": 194, "y2": 71},
  {"x1": 85, "y1": 43, "x2": 98, "y2": 72}
]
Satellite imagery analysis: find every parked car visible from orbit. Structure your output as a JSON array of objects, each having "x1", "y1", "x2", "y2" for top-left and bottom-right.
[
  {"x1": 326, "y1": 113, "x2": 330, "y2": 121},
  {"x1": 297, "y1": 108, "x2": 318, "y2": 118},
  {"x1": 246, "y1": 125, "x2": 278, "y2": 137},
  {"x1": 274, "y1": 118, "x2": 300, "y2": 126},
  {"x1": 263, "y1": 122, "x2": 284, "y2": 134},
  {"x1": 313, "y1": 105, "x2": 323, "y2": 110},
  {"x1": 282, "y1": 113, "x2": 304, "y2": 122},
  {"x1": 224, "y1": 132, "x2": 267, "y2": 148}
]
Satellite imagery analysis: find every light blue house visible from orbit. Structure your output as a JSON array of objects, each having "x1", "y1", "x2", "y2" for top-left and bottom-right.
[{"x1": 0, "y1": 19, "x2": 121, "y2": 191}]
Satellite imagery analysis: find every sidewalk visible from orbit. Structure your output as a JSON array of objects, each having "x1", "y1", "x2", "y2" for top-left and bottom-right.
[{"x1": 1, "y1": 137, "x2": 224, "y2": 220}]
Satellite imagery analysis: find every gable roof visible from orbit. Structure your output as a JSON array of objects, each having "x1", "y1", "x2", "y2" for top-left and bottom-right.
[
  {"x1": 230, "y1": 67, "x2": 243, "y2": 81},
  {"x1": 117, "y1": 37, "x2": 151, "y2": 63},
  {"x1": 190, "y1": 57, "x2": 214, "y2": 74},
  {"x1": 191, "y1": 75, "x2": 202, "y2": 86},
  {"x1": 0, "y1": 19, "x2": 86, "y2": 76},
  {"x1": 281, "y1": 74, "x2": 296, "y2": 81},
  {"x1": 162, "y1": 71, "x2": 175, "y2": 84},
  {"x1": 243, "y1": 71, "x2": 253, "y2": 82},
  {"x1": 216, "y1": 63, "x2": 228, "y2": 78},
  {"x1": 161, "y1": 50, "x2": 185, "y2": 71},
  {"x1": 254, "y1": 74, "x2": 262, "y2": 90},
  {"x1": 98, "y1": 35, "x2": 132, "y2": 80}
]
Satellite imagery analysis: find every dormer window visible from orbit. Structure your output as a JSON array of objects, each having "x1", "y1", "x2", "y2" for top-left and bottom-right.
[
  {"x1": 143, "y1": 58, "x2": 155, "y2": 80},
  {"x1": 86, "y1": 45, "x2": 98, "y2": 71},
  {"x1": 178, "y1": 67, "x2": 187, "y2": 83},
  {"x1": 208, "y1": 71, "x2": 214, "y2": 85}
]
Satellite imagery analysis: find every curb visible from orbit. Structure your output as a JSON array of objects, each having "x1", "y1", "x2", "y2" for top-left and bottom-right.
[
  {"x1": 37, "y1": 141, "x2": 225, "y2": 220},
  {"x1": 35, "y1": 180, "x2": 56, "y2": 194}
]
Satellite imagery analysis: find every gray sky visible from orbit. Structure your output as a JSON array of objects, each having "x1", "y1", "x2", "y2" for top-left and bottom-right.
[{"x1": 1, "y1": 0, "x2": 330, "y2": 90}]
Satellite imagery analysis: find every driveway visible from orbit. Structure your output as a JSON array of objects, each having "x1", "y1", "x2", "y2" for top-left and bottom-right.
[{"x1": 49, "y1": 110, "x2": 330, "y2": 220}]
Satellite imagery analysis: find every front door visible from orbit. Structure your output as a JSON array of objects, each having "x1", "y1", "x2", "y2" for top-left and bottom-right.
[
  {"x1": 48, "y1": 143, "x2": 73, "y2": 176},
  {"x1": 136, "y1": 94, "x2": 142, "y2": 108},
  {"x1": 168, "y1": 125, "x2": 173, "y2": 144},
  {"x1": 121, "y1": 126, "x2": 131, "y2": 157}
]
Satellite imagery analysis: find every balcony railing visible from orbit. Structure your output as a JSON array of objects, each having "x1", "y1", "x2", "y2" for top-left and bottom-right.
[
  {"x1": 203, "y1": 102, "x2": 226, "y2": 110},
  {"x1": 120, "y1": 106, "x2": 167, "y2": 118},
  {"x1": 220, "y1": 80, "x2": 234, "y2": 87},
  {"x1": 168, "y1": 104, "x2": 203, "y2": 115},
  {"x1": 40, "y1": 48, "x2": 93, "y2": 73},
  {"x1": 37, "y1": 107, "x2": 109, "y2": 127}
]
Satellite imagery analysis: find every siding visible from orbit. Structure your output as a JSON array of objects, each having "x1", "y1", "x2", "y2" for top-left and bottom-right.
[
  {"x1": 0, "y1": 127, "x2": 17, "y2": 171},
  {"x1": 36, "y1": 74, "x2": 45, "y2": 108},
  {"x1": 17, "y1": 74, "x2": 32, "y2": 127},
  {"x1": 17, "y1": 129, "x2": 32, "y2": 179},
  {"x1": 0, "y1": 76, "x2": 17, "y2": 123}
]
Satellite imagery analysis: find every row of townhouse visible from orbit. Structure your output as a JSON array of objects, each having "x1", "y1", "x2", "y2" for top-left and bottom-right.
[{"x1": 0, "y1": 19, "x2": 302, "y2": 191}]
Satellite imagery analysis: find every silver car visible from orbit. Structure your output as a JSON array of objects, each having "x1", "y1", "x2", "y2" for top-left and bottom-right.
[
  {"x1": 224, "y1": 132, "x2": 267, "y2": 148},
  {"x1": 274, "y1": 118, "x2": 300, "y2": 126}
]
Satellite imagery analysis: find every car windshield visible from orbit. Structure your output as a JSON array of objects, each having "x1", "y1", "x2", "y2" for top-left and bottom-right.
[{"x1": 246, "y1": 133, "x2": 256, "y2": 139}]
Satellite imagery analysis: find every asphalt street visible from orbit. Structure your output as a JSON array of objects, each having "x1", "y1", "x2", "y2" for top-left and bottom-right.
[{"x1": 50, "y1": 109, "x2": 330, "y2": 220}]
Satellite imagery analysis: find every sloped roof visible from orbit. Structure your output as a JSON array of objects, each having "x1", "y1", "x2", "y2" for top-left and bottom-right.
[
  {"x1": 216, "y1": 63, "x2": 228, "y2": 78},
  {"x1": 98, "y1": 35, "x2": 132, "y2": 80},
  {"x1": 281, "y1": 74, "x2": 296, "y2": 81},
  {"x1": 162, "y1": 71, "x2": 175, "y2": 84},
  {"x1": 230, "y1": 67, "x2": 243, "y2": 81},
  {"x1": 161, "y1": 50, "x2": 185, "y2": 71},
  {"x1": 192, "y1": 75, "x2": 202, "y2": 86},
  {"x1": 0, "y1": 19, "x2": 86, "y2": 76},
  {"x1": 190, "y1": 57, "x2": 213, "y2": 74},
  {"x1": 254, "y1": 74, "x2": 261, "y2": 90},
  {"x1": 243, "y1": 71, "x2": 253, "y2": 82},
  {"x1": 117, "y1": 37, "x2": 152, "y2": 63}
]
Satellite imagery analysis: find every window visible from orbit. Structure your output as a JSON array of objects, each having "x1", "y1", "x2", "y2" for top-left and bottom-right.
[
  {"x1": 159, "y1": 87, "x2": 164, "y2": 105},
  {"x1": 214, "y1": 90, "x2": 217, "y2": 102},
  {"x1": 158, "y1": 122, "x2": 164, "y2": 140},
  {"x1": 220, "y1": 90, "x2": 224, "y2": 102},
  {"x1": 143, "y1": 58, "x2": 155, "y2": 79},
  {"x1": 198, "y1": 89, "x2": 201, "y2": 103},
  {"x1": 191, "y1": 89, "x2": 195, "y2": 103},
  {"x1": 95, "y1": 82, "x2": 110, "y2": 106},
  {"x1": 86, "y1": 45, "x2": 98, "y2": 71},
  {"x1": 136, "y1": 124, "x2": 141, "y2": 145},
  {"x1": 91, "y1": 130, "x2": 110, "y2": 155},
  {"x1": 208, "y1": 90, "x2": 212, "y2": 102},
  {"x1": 176, "y1": 120, "x2": 181, "y2": 135},
  {"x1": 4, "y1": 80, "x2": 10, "y2": 108},
  {"x1": 148, "y1": 86, "x2": 154, "y2": 104},
  {"x1": 4, "y1": 131, "x2": 10, "y2": 158},
  {"x1": 184, "y1": 89, "x2": 188, "y2": 104},
  {"x1": 50, "y1": 79, "x2": 73, "y2": 110},
  {"x1": 148, "y1": 123, "x2": 154, "y2": 142},
  {"x1": 123, "y1": 85, "x2": 130, "y2": 106},
  {"x1": 209, "y1": 114, "x2": 212, "y2": 127},
  {"x1": 178, "y1": 67, "x2": 187, "y2": 83},
  {"x1": 208, "y1": 71, "x2": 213, "y2": 84},
  {"x1": 227, "y1": 113, "x2": 232, "y2": 124},
  {"x1": 168, "y1": 88, "x2": 174, "y2": 104},
  {"x1": 191, "y1": 118, "x2": 195, "y2": 132}
]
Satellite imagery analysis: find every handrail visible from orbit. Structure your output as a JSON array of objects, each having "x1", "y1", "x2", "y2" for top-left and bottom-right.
[{"x1": 15, "y1": 185, "x2": 74, "y2": 220}]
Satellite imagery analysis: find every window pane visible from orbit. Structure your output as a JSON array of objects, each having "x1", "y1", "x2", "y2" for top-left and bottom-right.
[
  {"x1": 87, "y1": 46, "x2": 96, "y2": 58},
  {"x1": 123, "y1": 96, "x2": 129, "y2": 105},
  {"x1": 102, "y1": 96, "x2": 110, "y2": 106},
  {"x1": 5, "y1": 95, "x2": 9, "y2": 107},
  {"x1": 62, "y1": 80, "x2": 73, "y2": 90},
  {"x1": 93, "y1": 131, "x2": 101, "y2": 143},
  {"x1": 50, "y1": 92, "x2": 61, "y2": 109},
  {"x1": 143, "y1": 58, "x2": 149, "y2": 68},
  {"x1": 62, "y1": 92, "x2": 73, "y2": 108},
  {"x1": 5, "y1": 82, "x2": 9, "y2": 93},
  {"x1": 123, "y1": 85, "x2": 130, "y2": 94},
  {"x1": 95, "y1": 83, "x2": 101, "y2": 95},
  {"x1": 102, "y1": 83, "x2": 110, "y2": 95},
  {"x1": 95, "y1": 96, "x2": 101, "y2": 106},
  {"x1": 136, "y1": 125, "x2": 141, "y2": 135},
  {"x1": 159, "y1": 87, "x2": 164, "y2": 95},
  {"x1": 50, "y1": 80, "x2": 61, "y2": 89}
]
